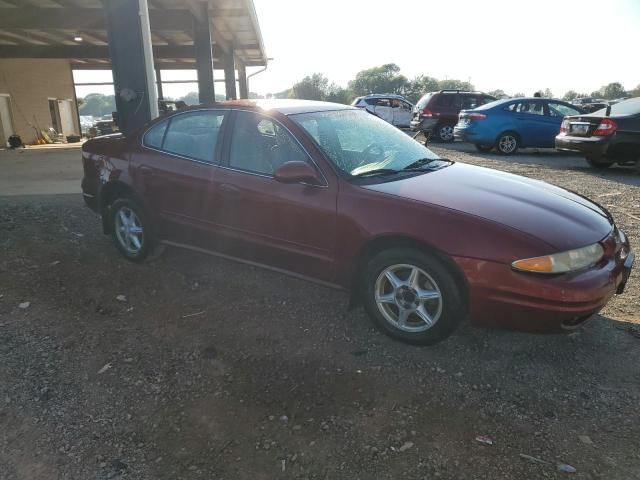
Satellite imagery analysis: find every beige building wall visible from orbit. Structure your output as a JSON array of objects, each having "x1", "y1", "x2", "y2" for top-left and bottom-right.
[{"x1": 0, "y1": 59, "x2": 80, "y2": 145}]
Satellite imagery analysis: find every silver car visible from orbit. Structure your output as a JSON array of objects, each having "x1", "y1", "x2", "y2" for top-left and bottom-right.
[{"x1": 351, "y1": 94, "x2": 414, "y2": 128}]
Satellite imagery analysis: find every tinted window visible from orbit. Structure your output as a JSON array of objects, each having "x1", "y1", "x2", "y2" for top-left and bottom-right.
[
  {"x1": 548, "y1": 102, "x2": 580, "y2": 117},
  {"x1": 351, "y1": 97, "x2": 363, "y2": 106},
  {"x1": 375, "y1": 98, "x2": 391, "y2": 107},
  {"x1": 416, "y1": 93, "x2": 433, "y2": 109},
  {"x1": 229, "y1": 111, "x2": 309, "y2": 175},
  {"x1": 144, "y1": 120, "x2": 167, "y2": 149},
  {"x1": 161, "y1": 111, "x2": 225, "y2": 162},
  {"x1": 462, "y1": 96, "x2": 480, "y2": 109},
  {"x1": 364, "y1": 98, "x2": 378, "y2": 106},
  {"x1": 435, "y1": 94, "x2": 454, "y2": 107}
]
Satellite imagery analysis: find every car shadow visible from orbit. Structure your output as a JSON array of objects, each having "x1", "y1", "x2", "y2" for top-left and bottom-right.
[{"x1": 431, "y1": 142, "x2": 640, "y2": 188}]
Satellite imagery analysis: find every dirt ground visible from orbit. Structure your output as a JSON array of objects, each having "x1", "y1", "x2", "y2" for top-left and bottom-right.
[{"x1": 1, "y1": 144, "x2": 639, "y2": 480}]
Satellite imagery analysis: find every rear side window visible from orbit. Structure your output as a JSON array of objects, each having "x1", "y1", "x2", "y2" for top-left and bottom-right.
[
  {"x1": 548, "y1": 102, "x2": 581, "y2": 117},
  {"x1": 145, "y1": 110, "x2": 226, "y2": 163},
  {"x1": 416, "y1": 94, "x2": 432, "y2": 109},
  {"x1": 364, "y1": 98, "x2": 378, "y2": 106},
  {"x1": 609, "y1": 98, "x2": 640, "y2": 115},
  {"x1": 351, "y1": 97, "x2": 363, "y2": 106},
  {"x1": 143, "y1": 120, "x2": 167, "y2": 149}
]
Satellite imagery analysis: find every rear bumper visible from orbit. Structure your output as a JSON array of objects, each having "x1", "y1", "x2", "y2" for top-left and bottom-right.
[
  {"x1": 555, "y1": 135, "x2": 610, "y2": 157},
  {"x1": 410, "y1": 118, "x2": 438, "y2": 132},
  {"x1": 453, "y1": 235, "x2": 634, "y2": 333}
]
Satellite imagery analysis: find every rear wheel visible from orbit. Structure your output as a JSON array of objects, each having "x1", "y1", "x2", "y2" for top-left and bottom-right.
[
  {"x1": 475, "y1": 144, "x2": 493, "y2": 153},
  {"x1": 362, "y1": 248, "x2": 466, "y2": 345},
  {"x1": 496, "y1": 132, "x2": 519, "y2": 155},
  {"x1": 585, "y1": 155, "x2": 614, "y2": 169},
  {"x1": 111, "y1": 197, "x2": 153, "y2": 262},
  {"x1": 436, "y1": 124, "x2": 455, "y2": 143}
]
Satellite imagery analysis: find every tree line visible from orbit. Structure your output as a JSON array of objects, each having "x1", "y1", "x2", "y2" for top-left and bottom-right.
[{"x1": 266, "y1": 63, "x2": 640, "y2": 104}]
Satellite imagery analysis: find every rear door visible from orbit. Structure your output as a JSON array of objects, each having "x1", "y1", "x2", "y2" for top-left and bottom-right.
[{"x1": 134, "y1": 109, "x2": 228, "y2": 243}]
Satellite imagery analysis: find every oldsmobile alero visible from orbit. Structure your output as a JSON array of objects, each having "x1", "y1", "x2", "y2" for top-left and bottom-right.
[{"x1": 81, "y1": 100, "x2": 634, "y2": 345}]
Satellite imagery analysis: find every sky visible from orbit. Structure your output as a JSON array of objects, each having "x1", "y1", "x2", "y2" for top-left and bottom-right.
[{"x1": 74, "y1": 0, "x2": 640, "y2": 100}]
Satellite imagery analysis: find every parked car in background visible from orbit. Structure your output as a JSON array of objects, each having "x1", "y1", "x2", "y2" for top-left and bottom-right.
[
  {"x1": 556, "y1": 97, "x2": 640, "y2": 169},
  {"x1": 351, "y1": 94, "x2": 414, "y2": 128},
  {"x1": 454, "y1": 97, "x2": 583, "y2": 154},
  {"x1": 582, "y1": 102, "x2": 609, "y2": 114},
  {"x1": 81, "y1": 99, "x2": 633, "y2": 345},
  {"x1": 79, "y1": 116, "x2": 95, "y2": 137},
  {"x1": 410, "y1": 90, "x2": 496, "y2": 142},
  {"x1": 572, "y1": 97, "x2": 605, "y2": 107},
  {"x1": 93, "y1": 116, "x2": 118, "y2": 136}
]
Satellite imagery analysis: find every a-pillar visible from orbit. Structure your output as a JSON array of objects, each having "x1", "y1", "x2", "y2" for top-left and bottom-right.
[
  {"x1": 193, "y1": 2, "x2": 215, "y2": 103},
  {"x1": 223, "y1": 52, "x2": 237, "y2": 100},
  {"x1": 103, "y1": 0, "x2": 158, "y2": 135},
  {"x1": 238, "y1": 64, "x2": 248, "y2": 99}
]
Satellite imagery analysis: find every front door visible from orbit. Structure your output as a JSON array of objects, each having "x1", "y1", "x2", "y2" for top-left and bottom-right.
[
  {"x1": 513, "y1": 100, "x2": 548, "y2": 146},
  {"x1": 134, "y1": 109, "x2": 228, "y2": 244},
  {"x1": 392, "y1": 99, "x2": 413, "y2": 127},
  {"x1": 211, "y1": 110, "x2": 337, "y2": 282},
  {"x1": 373, "y1": 98, "x2": 394, "y2": 124}
]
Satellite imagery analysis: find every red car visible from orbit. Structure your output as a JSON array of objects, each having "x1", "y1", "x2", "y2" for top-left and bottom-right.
[{"x1": 82, "y1": 99, "x2": 634, "y2": 345}]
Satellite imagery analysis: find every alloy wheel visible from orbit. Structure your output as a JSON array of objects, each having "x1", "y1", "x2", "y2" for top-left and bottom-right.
[
  {"x1": 374, "y1": 264, "x2": 443, "y2": 333},
  {"x1": 114, "y1": 206, "x2": 144, "y2": 255},
  {"x1": 439, "y1": 125, "x2": 454, "y2": 142},
  {"x1": 498, "y1": 135, "x2": 517, "y2": 153}
]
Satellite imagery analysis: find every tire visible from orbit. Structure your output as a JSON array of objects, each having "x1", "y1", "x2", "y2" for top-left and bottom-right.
[
  {"x1": 110, "y1": 197, "x2": 153, "y2": 262},
  {"x1": 475, "y1": 144, "x2": 493, "y2": 153},
  {"x1": 436, "y1": 124, "x2": 455, "y2": 143},
  {"x1": 496, "y1": 132, "x2": 519, "y2": 155},
  {"x1": 585, "y1": 155, "x2": 614, "y2": 169},
  {"x1": 362, "y1": 248, "x2": 466, "y2": 345}
]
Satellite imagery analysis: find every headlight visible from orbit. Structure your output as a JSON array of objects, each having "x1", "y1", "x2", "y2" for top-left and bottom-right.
[{"x1": 512, "y1": 243, "x2": 604, "y2": 274}]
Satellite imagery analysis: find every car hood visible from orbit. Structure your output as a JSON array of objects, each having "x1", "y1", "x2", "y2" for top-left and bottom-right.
[{"x1": 363, "y1": 163, "x2": 613, "y2": 251}]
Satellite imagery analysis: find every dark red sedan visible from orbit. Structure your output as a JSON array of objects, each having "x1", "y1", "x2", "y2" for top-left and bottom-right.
[{"x1": 82, "y1": 99, "x2": 634, "y2": 345}]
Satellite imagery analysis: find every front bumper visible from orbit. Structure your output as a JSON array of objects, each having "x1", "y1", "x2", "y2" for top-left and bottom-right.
[
  {"x1": 453, "y1": 232, "x2": 634, "y2": 333},
  {"x1": 555, "y1": 135, "x2": 610, "y2": 157}
]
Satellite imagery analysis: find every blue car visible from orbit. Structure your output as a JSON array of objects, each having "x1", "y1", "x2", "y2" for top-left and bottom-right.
[{"x1": 454, "y1": 98, "x2": 583, "y2": 154}]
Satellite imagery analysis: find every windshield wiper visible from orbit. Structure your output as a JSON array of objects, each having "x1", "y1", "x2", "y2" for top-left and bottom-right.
[
  {"x1": 352, "y1": 168, "x2": 400, "y2": 178},
  {"x1": 402, "y1": 157, "x2": 448, "y2": 170}
]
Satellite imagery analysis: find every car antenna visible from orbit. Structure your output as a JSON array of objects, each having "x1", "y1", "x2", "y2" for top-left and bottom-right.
[{"x1": 605, "y1": 104, "x2": 611, "y2": 117}]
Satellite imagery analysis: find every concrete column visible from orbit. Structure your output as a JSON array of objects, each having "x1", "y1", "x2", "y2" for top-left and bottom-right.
[
  {"x1": 193, "y1": 3, "x2": 215, "y2": 104},
  {"x1": 102, "y1": 0, "x2": 158, "y2": 135},
  {"x1": 238, "y1": 64, "x2": 248, "y2": 99},
  {"x1": 155, "y1": 68, "x2": 164, "y2": 100},
  {"x1": 223, "y1": 52, "x2": 237, "y2": 100}
]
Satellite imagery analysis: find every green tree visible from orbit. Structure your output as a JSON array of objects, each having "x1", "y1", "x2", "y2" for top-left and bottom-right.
[
  {"x1": 513, "y1": 92, "x2": 525, "y2": 98},
  {"x1": 78, "y1": 93, "x2": 116, "y2": 117},
  {"x1": 290, "y1": 73, "x2": 331, "y2": 101},
  {"x1": 631, "y1": 84, "x2": 640, "y2": 97},
  {"x1": 562, "y1": 90, "x2": 579, "y2": 101},
  {"x1": 437, "y1": 79, "x2": 474, "y2": 91},
  {"x1": 348, "y1": 63, "x2": 409, "y2": 96},
  {"x1": 542, "y1": 88, "x2": 554, "y2": 98},
  {"x1": 405, "y1": 75, "x2": 439, "y2": 103},
  {"x1": 601, "y1": 82, "x2": 626, "y2": 99},
  {"x1": 487, "y1": 89, "x2": 507, "y2": 99},
  {"x1": 326, "y1": 86, "x2": 353, "y2": 105}
]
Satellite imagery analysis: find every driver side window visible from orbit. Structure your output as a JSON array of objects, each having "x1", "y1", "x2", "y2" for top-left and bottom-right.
[{"x1": 229, "y1": 111, "x2": 309, "y2": 176}]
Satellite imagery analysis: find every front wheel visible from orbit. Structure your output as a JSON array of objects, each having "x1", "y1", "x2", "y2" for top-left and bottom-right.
[
  {"x1": 585, "y1": 155, "x2": 614, "y2": 169},
  {"x1": 111, "y1": 197, "x2": 153, "y2": 262},
  {"x1": 496, "y1": 132, "x2": 519, "y2": 155},
  {"x1": 362, "y1": 248, "x2": 466, "y2": 345}
]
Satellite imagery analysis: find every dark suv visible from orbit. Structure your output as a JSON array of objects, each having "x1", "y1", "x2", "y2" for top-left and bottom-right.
[{"x1": 411, "y1": 90, "x2": 496, "y2": 142}]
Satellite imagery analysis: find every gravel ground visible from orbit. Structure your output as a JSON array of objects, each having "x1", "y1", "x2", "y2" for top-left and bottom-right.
[{"x1": 1, "y1": 145, "x2": 639, "y2": 480}]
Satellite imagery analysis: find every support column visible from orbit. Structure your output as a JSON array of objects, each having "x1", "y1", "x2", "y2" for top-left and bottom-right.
[
  {"x1": 223, "y1": 52, "x2": 237, "y2": 100},
  {"x1": 238, "y1": 64, "x2": 248, "y2": 99},
  {"x1": 193, "y1": 3, "x2": 215, "y2": 104},
  {"x1": 155, "y1": 68, "x2": 164, "y2": 100},
  {"x1": 103, "y1": 0, "x2": 158, "y2": 135}
]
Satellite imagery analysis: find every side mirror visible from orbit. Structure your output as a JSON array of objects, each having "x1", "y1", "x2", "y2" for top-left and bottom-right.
[{"x1": 273, "y1": 161, "x2": 322, "y2": 185}]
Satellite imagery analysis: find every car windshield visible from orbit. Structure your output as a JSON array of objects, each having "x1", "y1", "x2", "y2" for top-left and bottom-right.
[{"x1": 290, "y1": 109, "x2": 445, "y2": 177}]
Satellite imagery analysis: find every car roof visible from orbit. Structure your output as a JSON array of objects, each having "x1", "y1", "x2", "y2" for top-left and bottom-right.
[
  {"x1": 175, "y1": 99, "x2": 356, "y2": 115},
  {"x1": 360, "y1": 93, "x2": 406, "y2": 99}
]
